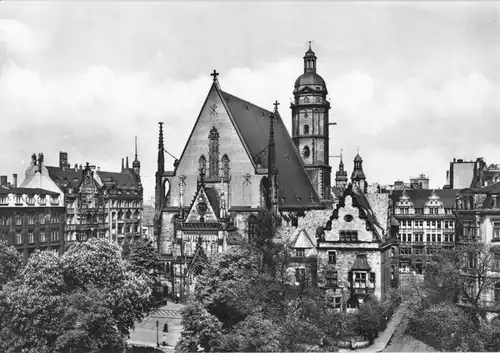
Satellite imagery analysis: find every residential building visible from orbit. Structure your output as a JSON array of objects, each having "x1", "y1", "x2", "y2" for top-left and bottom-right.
[
  {"x1": 391, "y1": 188, "x2": 459, "y2": 273},
  {"x1": 314, "y1": 184, "x2": 399, "y2": 309},
  {"x1": 0, "y1": 174, "x2": 65, "y2": 262},
  {"x1": 20, "y1": 149, "x2": 143, "y2": 249},
  {"x1": 455, "y1": 182, "x2": 500, "y2": 314}
]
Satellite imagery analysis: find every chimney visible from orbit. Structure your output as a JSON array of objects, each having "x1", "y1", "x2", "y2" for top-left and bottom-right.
[
  {"x1": 74, "y1": 163, "x2": 78, "y2": 170},
  {"x1": 126, "y1": 156, "x2": 129, "y2": 169},
  {"x1": 59, "y1": 152, "x2": 68, "y2": 169},
  {"x1": 13, "y1": 174, "x2": 17, "y2": 188},
  {"x1": 38, "y1": 153, "x2": 44, "y2": 173},
  {"x1": 0, "y1": 175, "x2": 7, "y2": 186},
  {"x1": 79, "y1": 164, "x2": 83, "y2": 170},
  {"x1": 32, "y1": 153, "x2": 37, "y2": 165},
  {"x1": 121, "y1": 158, "x2": 124, "y2": 171}
]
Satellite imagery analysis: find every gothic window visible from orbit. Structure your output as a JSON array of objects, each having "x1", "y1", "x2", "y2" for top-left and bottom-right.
[
  {"x1": 222, "y1": 154, "x2": 230, "y2": 179},
  {"x1": 208, "y1": 127, "x2": 219, "y2": 179},
  {"x1": 302, "y1": 146, "x2": 310, "y2": 159},
  {"x1": 198, "y1": 155, "x2": 207, "y2": 176},
  {"x1": 303, "y1": 125, "x2": 309, "y2": 135}
]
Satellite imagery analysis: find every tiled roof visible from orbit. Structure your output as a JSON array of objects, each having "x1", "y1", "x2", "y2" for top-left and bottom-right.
[
  {"x1": 0, "y1": 187, "x2": 60, "y2": 196},
  {"x1": 478, "y1": 182, "x2": 500, "y2": 194},
  {"x1": 220, "y1": 90, "x2": 323, "y2": 210},
  {"x1": 46, "y1": 166, "x2": 83, "y2": 189},
  {"x1": 97, "y1": 170, "x2": 140, "y2": 189},
  {"x1": 350, "y1": 185, "x2": 385, "y2": 239},
  {"x1": 391, "y1": 189, "x2": 460, "y2": 209},
  {"x1": 47, "y1": 167, "x2": 140, "y2": 190}
]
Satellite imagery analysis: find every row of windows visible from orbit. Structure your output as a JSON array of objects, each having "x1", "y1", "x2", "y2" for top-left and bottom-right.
[
  {"x1": 340, "y1": 230, "x2": 358, "y2": 242},
  {"x1": 399, "y1": 246, "x2": 448, "y2": 256},
  {"x1": 397, "y1": 208, "x2": 453, "y2": 215},
  {"x1": 0, "y1": 214, "x2": 62, "y2": 226},
  {"x1": 14, "y1": 229, "x2": 61, "y2": 245},
  {"x1": 400, "y1": 220, "x2": 454, "y2": 228},
  {"x1": 112, "y1": 223, "x2": 140, "y2": 234},
  {"x1": 66, "y1": 199, "x2": 141, "y2": 209},
  {"x1": 0, "y1": 195, "x2": 59, "y2": 205},
  {"x1": 399, "y1": 233, "x2": 455, "y2": 243}
]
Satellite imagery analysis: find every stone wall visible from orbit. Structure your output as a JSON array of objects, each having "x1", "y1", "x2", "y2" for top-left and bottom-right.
[{"x1": 317, "y1": 247, "x2": 384, "y2": 301}]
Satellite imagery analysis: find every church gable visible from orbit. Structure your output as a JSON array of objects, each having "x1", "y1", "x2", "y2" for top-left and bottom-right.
[
  {"x1": 78, "y1": 167, "x2": 99, "y2": 195},
  {"x1": 185, "y1": 186, "x2": 219, "y2": 223},
  {"x1": 166, "y1": 83, "x2": 260, "y2": 209}
]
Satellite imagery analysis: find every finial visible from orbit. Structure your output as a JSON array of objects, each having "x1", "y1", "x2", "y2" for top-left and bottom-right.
[
  {"x1": 308, "y1": 41, "x2": 312, "y2": 50},
  {"x1": 134, "y1": 136, "x2": 138, "y2": 160},
  {"x1": 210, "y1": 69, "x2": 219, "y2": 82},
  {"x1": 273, "y1": 100, "x2": 280, "y2": 112},
  {"x1": 357, "y1": 146, "x2": 359, "y2": 154},
  {"x1": 158, "y1": 122, "x2": 164, "y2": 149}
]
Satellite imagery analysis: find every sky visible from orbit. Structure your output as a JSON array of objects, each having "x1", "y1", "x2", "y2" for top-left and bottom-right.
[{"x1": 1, "y1": 1, "x2": 500, "y2": 202}]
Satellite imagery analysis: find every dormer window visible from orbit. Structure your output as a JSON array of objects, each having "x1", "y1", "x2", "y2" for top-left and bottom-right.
[{"x1": 15, "y1": 195, "x2": 23, "y2": 205}]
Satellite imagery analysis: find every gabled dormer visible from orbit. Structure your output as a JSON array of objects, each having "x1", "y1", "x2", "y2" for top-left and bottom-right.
[
  {"x1": 424, "y1": 190, "x2": 444, "y2": 215},
  {"x1": 288, "y1": 228, "x2": 317, "y2": 257},
  {"x1": 395, "y1": 189, "x2": 414, "y2": 215}
]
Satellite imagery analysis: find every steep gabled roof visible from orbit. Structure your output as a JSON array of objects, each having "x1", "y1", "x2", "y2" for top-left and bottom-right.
[
  {"x1": 220, "y1": 90, "x2": 323, "y2": 210},
  {"x1": 478, "y1": 181, "x2": 500, "y2": 194},
  {"x1": 289, "y1": 228, "x2": 316, "y2": 248},
  {"x1": 97, "y1": 170, "x2": 140, "y2": 189},
  {"x1": 391, "y1": 189, "x2": 460, "y2": 209},
  {"x1": 46, "y1": 166, "x2": 83, "y2": 189}
]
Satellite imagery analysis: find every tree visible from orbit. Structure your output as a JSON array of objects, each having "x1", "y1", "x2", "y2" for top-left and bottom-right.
[
  {"x1": 175, "y1": 211, "x2": 345, "y2": 352},
  {"x1": 0, "y1": 241, "x2": 22, "y2": 285},
  {"x1": 424, "y1": 243, "x2": 500, "y2": 320},
  {"x1": 0, "y1": 238, "x2": 151, "y2": 353}
]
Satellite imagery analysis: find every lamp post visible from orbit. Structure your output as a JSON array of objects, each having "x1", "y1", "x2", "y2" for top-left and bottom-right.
[{"x1": 156, "y1": 320, "x2": 159, "y2": 347}]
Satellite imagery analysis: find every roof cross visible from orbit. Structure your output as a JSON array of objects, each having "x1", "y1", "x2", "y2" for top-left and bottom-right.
[
  {"x1": 273, "y1": 100, "x2": 280, "y2": 112},
  {"x1": 210, "y1": 69, "x2": 219, "y2": 82}
]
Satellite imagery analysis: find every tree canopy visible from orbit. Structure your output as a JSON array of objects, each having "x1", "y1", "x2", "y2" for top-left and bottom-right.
[
  {"x1": 176, "y1": 210, "x2": 347, "y2": 352},
  {"x1": 0, "y1": 238, "x2": 152, "y2": 353}
]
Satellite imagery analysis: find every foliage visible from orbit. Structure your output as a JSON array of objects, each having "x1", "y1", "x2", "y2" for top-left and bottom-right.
[
  {"x1": 407, "y1": 301, "x2": 477, "y2": 351},
  {"x1": 176, "y1": 210, "x2": 345, "y2": 352},
  {"x1": 0, "y1": 241, "x2": 22, "y2": 285},
  {"x1": 356, "y1": 295, "x2": 382, "y2": 342},
  {"x1": 0, "y1": 238, "x2": 151, "y2": 353},
  {"x1": 126, "y1": 239, "x2": 164, "y2": 309}
]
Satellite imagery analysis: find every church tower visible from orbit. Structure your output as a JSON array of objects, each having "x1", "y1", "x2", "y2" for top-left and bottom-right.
[
  {"x1": 335, "y1": 150, "x2": 348, "y2": 192},
  {"x1": 291, "y1": 42, "x2": 332, "y2": 203},
  {"x1": 351, "y1": 150, "x2": 367, "y2": 193}
]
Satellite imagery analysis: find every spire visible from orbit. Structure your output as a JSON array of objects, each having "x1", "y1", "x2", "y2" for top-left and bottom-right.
[
  {"x1": 339, "y1": 148, "x2": 344, "y2": 171},
  {"x1": 135, "y1": 136, "x2": 138, "y2": 160},
  {"x1": 268, "y1": 101, "x2": 279, "y2": 214},
  {"x1": 303, "y1": 41, "x2": 317, "y2": 73},
  {"x1": 132, "y1": 136, "x2": 141, "y2": 175},
  {"x1": 157, "y1": 122, "x2": 165, "y2": 175}
]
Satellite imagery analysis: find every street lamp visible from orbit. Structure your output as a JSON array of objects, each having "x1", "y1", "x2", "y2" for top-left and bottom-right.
[{"x1": 156, "y1": 320, "x2": 159, "y2": 347}]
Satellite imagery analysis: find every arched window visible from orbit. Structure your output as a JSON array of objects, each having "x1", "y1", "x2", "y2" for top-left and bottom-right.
[
  {"x1": 222, "y1": 154, "x2": 230, "y2": 179},
  {"x1": 302, "y1": 146, "x2": 310, "y2": 159},
  {"x1": 208, "y1": 127, "x2": 219, "y2": 179},
  {"x1": 198, "y1": 155, "x2": 207, "y2": 176},
  {"x1": 303, "y1": 125, "x2": 309, "y2": 135}
]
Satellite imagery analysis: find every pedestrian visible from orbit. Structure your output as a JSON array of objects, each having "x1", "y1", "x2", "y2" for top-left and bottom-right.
[{"x1": 175, "y1": 293, "x2": 180, "y2": 304}]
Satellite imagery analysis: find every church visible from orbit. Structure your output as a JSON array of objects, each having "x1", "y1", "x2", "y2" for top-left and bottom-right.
[{"x1": 154, "y1": 43, "x2": 398, "y2": 302}]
